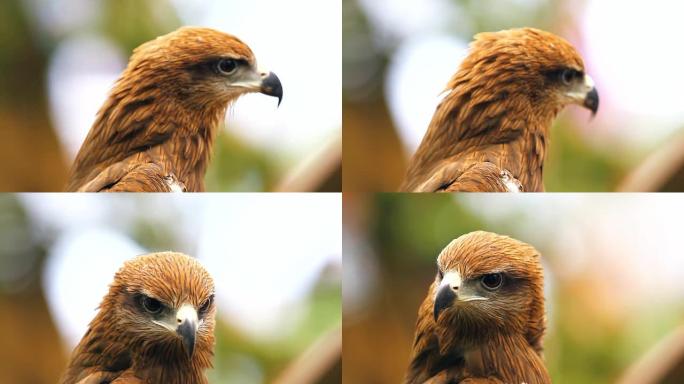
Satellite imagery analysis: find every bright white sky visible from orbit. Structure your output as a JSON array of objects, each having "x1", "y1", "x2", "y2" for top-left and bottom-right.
[
  {"x1": 359, "y1": 0, "x2": 684, "y2": 153},
  {"x1": 20, "y1": 194, "x2": 341, "y2": 350},
  {"x1": 43, "y1": 0, "x2": 341, "y2": 165}
]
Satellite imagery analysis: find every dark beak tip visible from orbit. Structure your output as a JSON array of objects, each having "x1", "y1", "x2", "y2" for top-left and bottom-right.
[
  {"x1": 177, "y1": 321, "x2": 197, "y2": 357},
  {"x1": 261, "y1": 71, "x2": 283, "y2": 107},
  {"x1": 433, "y1": 286, "x2": 456, "y2": 323},
  {"x1": 585, "y1": 87, "x2": 599, "y2": 117},
  {"x1": 184, "y1": 342, "x2": 195, "y2": 358}
]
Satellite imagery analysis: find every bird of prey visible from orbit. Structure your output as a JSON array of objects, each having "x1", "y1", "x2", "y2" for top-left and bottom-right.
[
  {"x1": 66, "y1": 27, "x2": 283, "y2": 192},
  {"x1": 405, "y1": 231, "x2": 549, "y2": 384},
  {"x1": 401, "y1": 28, "x2": 599, "y2": 192},
  {"x1": 59, "y1": 252, "x2": 216, "y2": 384}
]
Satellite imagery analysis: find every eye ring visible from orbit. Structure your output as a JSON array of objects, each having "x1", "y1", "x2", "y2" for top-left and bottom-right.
[
  {"x1": 560, "y1": 69, "x2": 575, "y2": 85},
  {"x1": 216, "y1": 59, "x2": 238, "y2": 75},
  {"x1": 141, "y1": 296, "x2": 163, "y2": 314},
  {"x1": 480, "y1": 273, "x2": 504, "y2": 291}
]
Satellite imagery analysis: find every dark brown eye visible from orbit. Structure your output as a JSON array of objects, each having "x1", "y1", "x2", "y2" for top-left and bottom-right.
[
  {"x1": 141, "y1": 296, "x2": 163, "y2": 314},
  {"x1": 199, "y1": 294, "x2": 214, "y2": 314},
  {"x1": 217, "y1": 59, "x2": 237, "y2": 75},
  {"x1": 437, "y1": 266, "x2": 444, "y2": 279},
  {"x1": 560, "y1": 69, "x2": 576, "y2": 85},
  {"x1": 481, "y1": 273, "x2": 503, "y2": 290}
]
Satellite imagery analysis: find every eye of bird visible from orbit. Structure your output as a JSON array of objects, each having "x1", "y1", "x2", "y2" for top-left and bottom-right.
[
  {"x1": 560, "y1": 69, "x2": 580, "y2": 85},
  {"x1": 199, "y1": 294, "x2": 214, "y2": 315},
  {"x1": 480, "y1": 273, "x2": 504, "y2": 291},
  {"x1": 216, "y1": 59, "x2": 238, "y2": 75},
  {"x1": 140, "y1": 296, "x2": 164, "y2": 314},
  {"x1": 437, "y1": 266, "x2": 444, "y2": 279}
]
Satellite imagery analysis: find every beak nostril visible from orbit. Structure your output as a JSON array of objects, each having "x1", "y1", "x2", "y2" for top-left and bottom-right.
[
  {"x1": 259, "y1": 72, "x2": 283, "y2": 106},
  {"x1": 177, "y1": 319, "x2": 182, "y2": 324}
]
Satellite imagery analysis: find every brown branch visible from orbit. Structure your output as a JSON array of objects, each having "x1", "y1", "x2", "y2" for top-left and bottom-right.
[
  {"x1": 272, "y1": 325, "x2": 341, "y2": 384},
  {"x1": 617, "y1": 325, "x2": 684, "y2": 384}
]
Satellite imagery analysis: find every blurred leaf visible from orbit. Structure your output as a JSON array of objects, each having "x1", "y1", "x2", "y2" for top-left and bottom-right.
[
  {"x1": 370, "y1": 194, "x2": 485, "y2": 268},
  {"x1": 205, "y1": 129, "x2": 280, "y2": 192},
  {"x1": 100, "y1": 0, "x2": 180, "y2": 51},
  {"x1": 545, "y1": 120, "x2": 626, "y2": 191}
]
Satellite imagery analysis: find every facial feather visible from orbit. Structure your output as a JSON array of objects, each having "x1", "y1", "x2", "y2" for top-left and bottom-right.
[
  {"x1": 60, "y1": 252, "x2": 216, "y2": 384},
  {"x1": 433, "y1": 232, "x2": 545, "y2": 345},
  {"x1": 405, "y1": 231, "x2": 549, "y2": 384}
]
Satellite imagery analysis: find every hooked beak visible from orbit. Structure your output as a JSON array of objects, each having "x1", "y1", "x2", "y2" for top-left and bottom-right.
[
  {"x1": 175, "y1": 304, "x2": 198, "y2": 357},
  {"x1": 584, "y1": 86, "x2": 599, "y2": 116},
  {"x1": 568, "y1": 74, "x2": 599, "y2": 116},
  {"x1": 433, "y1": 272, "x2": 461, "y2": 321},
  {"x1": 260, "y1": 71, "x2": 283, "y2": 106}
]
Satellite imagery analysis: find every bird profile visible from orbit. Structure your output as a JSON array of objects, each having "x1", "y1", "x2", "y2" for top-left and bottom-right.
[
  {"x1": 59, "y1": 252, "x2": 216, "y2": 384},
  {"x1": 401, "y1": 28, "x2": 599, "y2": 192},
  {"x1": 66, "y1": 26, "x2": 283, "y2": 192},
  {"x1": 405, "y1": 231, "x2": 549, "y2": 384}
]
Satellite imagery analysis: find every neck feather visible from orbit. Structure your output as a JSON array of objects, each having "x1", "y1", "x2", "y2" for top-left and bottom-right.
[
  {"x1": 68, "y1": 76, "x2": 226, "y2": 192},
  {"x1": 64, "y1": 305, "x2": 213, "y2": 384},
  {"x1": 469, "y1": 332, "x2": 550, "y2": 384},
  {"x1": 405, "y1": 79, "x2": 559, "y2": 192}
]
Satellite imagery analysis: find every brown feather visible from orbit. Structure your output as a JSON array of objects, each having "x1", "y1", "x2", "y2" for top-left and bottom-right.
[
  {"x1": 405, "y1": 231, "x2": 549, "y2": 384},
  {"x1": 418, "y1": 162, "x2": 521, "y2": 192},
  {"x1": 401, "y1": 28, "x2": 596, "y2": 192},
  {"x1": 60, "y1": 252, "x2": 216, "y2": 384},
  {"x1": 66, "y1": 27, "x2": 282, "y2": 192}
]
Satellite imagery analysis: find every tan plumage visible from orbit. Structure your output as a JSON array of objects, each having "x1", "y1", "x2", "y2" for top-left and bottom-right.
[
  {"x1": 60, "y1": 252, "x2": 216, "y2": 384},
  {"x1": 401, "y1": 28, "x2": 599, "y2": 192},
  {"x1": 66, "y1": 26, "x2": 283, "y2": 192},
  {"x1": 405, "y1": 231, "x2": 549, "y2": 384}
]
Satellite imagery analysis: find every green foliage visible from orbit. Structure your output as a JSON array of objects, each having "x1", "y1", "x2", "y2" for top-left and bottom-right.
[
  {"x1": 205, "y1": 130, "x2": 280, "y2": 192},
  {"x1": 547, "y1": 290, "x2": 684, "y2": 383},
  {"x1": 370, "y1": 194, "x2": 485, "y2": 268},
  {"x1": 451, "y1": 0, "x2": 556, "y2": 36},
  {"x1": 100, "y1": 0, "x2": 180, "y2": 52},
  {"x1": 0, "y1": 195, "x2": 45, "y2": 293},
  {"x1": 545, "y1": 120, "x2": 627, "y2": 191}
]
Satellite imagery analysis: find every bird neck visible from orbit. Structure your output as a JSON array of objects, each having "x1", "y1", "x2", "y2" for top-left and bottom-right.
[
  {"x1": 467, "y1": 332, "x2": 550, "y2": 384},
  {"x1": 62, "y1": 305, "x2": 213, "y2": 384},
  {"x1": 135, "y1": 349, "x2": 211, "y2": 384},
  {"x1": 68, "y1": 82, "x2": 227, "y2": 192},
  {"x1": 406, "y1": 86, "x2": 558, "y2": 192},
  {"x1": 406, "y1": 294, "x2": 549, "y2": 384},
  {"x1": 153, "y1": 104, "x2": 225, "y2": 192}
]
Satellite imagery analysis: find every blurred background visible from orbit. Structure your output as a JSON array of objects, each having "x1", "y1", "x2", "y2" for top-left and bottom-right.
[
  {"x1": 0, "y1": 0, "x2": 341, "y2": 192},
  {"x1": 0, "y1": 193, "x2": 341, "y2": 384},
  {"x1": 343, "y1": 193, "x2": 684, "y2": 383},
  {"x1": 343, "y1": 0, "x2": 684, "y2": 192}
]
